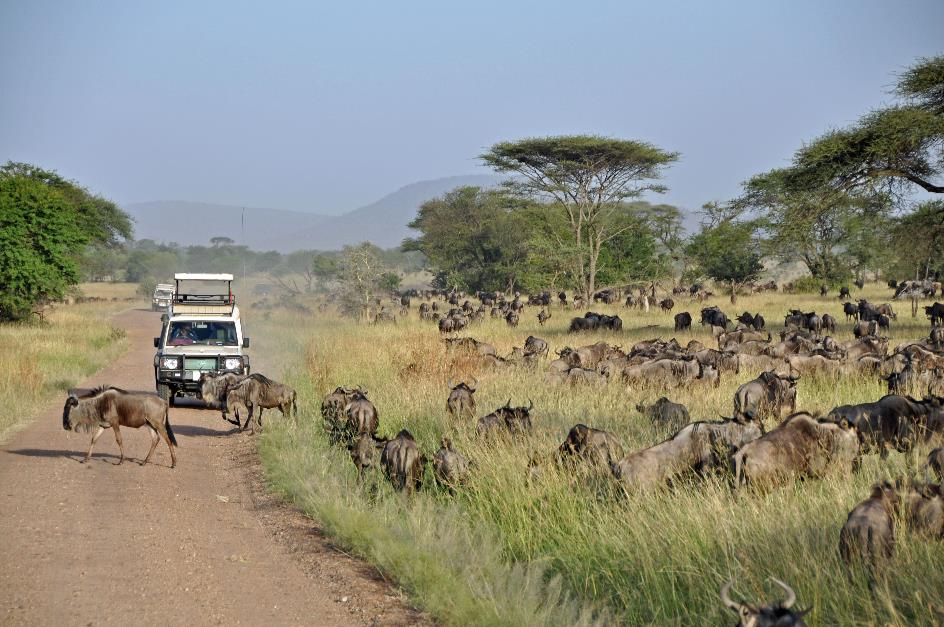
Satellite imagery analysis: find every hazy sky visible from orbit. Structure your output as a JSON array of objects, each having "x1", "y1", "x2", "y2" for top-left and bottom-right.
[{"x1": 1, "y1": 1, "x2": 941, "y2": 216}]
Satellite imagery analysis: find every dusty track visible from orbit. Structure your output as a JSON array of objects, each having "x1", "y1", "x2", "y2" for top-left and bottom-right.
[{"x1": 0, "y1": 308, "x2": 425, "y2": 626}]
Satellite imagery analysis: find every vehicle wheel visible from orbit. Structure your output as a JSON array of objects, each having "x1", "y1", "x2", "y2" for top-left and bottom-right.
[{"x1": 157, "y1": 384, "x2": 173, "y2": 406}]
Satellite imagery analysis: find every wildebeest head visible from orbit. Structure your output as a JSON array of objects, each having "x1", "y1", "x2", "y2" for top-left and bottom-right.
[
  {"x1": 721, "y1": 578, "x2": 807, "y2": 627},
  {"x1": 62, "y1": 392, "x2": 80, "y2": 431}
]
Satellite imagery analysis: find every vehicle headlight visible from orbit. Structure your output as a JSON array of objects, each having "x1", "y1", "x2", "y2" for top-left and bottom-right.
[
  {"x1": 224, "y1": 358, "x2": 242, "y2": 370},
  {"x1": 161, "y1": 357, "x2": 179, "y2": 369}
]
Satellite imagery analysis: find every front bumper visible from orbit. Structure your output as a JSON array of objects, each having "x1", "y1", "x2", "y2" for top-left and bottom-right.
[{"x1": 155, "y1": 355, "x2": 249, "y2": 393}]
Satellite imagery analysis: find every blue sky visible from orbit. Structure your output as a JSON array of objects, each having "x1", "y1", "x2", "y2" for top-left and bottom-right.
[{"x1": 1, "y1": 1, "x2": 941, "y2": 215}]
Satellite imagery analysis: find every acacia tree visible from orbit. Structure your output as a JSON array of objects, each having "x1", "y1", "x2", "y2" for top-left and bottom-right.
[
  {"x1": 685, "y1": 219, "x2": 763, "y2": 305},
  {"x1": 337, "y1": 242, "x2": 396, "y2": 319},
  {"x1": 481, "y1": 135, "x2": 678, "y2": 298}
]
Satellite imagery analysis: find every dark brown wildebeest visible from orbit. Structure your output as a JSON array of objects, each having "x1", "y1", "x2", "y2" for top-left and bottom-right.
[
  {"x1": 505, "y1": 310, "x2": 519, "y2": 327},
  {"x1": 925, "y1": 302, "x2": 944, "y2": 327},
  {"x1": 839, "y1": 286, "x2": 851, "y2": 299},
  {"x1": 839, "y1": 480, "x2": 899, "y2": 575},
  {"x1": 524, "y1": 335, "x2": 550, "y2": 359},
  {"x1": 557, "y1": 424, "x2": 625, "y2": 469},
  {"x1": 821, "y1": 313, "x2": 837, "y2": 334},
  {"x1": 903, "y1": 479, "x2": 944, "y2": 538},
  {"x1": 720, "y1": 579, "x2": 808, "y2": 627},
  {"x1": 223, "y1": 373, "x2": 297, "y2": 433},
  {"x1": 446, "y1": 379, "x2": 477, "y2": 420},
  {"x1": 659, "y1": 298, "x2": 674, "y2": 312},
  {"x1": 824, "y1": 394, "x2": 944, "y2": 458},
  {"x1": 321, "y1": 386, "x2": 357, "y2": 442},
  {"x1": 730, "y1": 412, "x2": 859, "y2": 488},
  {"x1": 691, "y1": 348, "x2": 740, "y2": 375},
  {"x1": 733, "y1": 371, "x2": 799, "y2": 426},
  {"x1": 537, "y1": 309, "x2": 551, "y2": 326},
  {"x1": 930, "y1": 326, "x2": 944, "y2": 348},
  {"x1": 380, "y1": 429, "x2": 424, "y2": 495},
  {"x1": 62, "y1": 386, "x2": 177, "y2": 468},
  {"x1": 635, "y1": 397, "x2": 690, "y2": 432},
  {"x1": 842, "y1": 301, "x2": 859, "y2": 322},
  {"x1": 432, "y1": 437, "x2": 469, "y2": 488},
  {"x1": 820, "y1": 284, "x2": 828, "y2": 297},
  {"x1": 199, "y1": 372, "x2": 247, "y2": 409},
  {"x1": 344, "y1": 389, "x2": 379, "y2": 441},
  {"x1": 929, "y1": 447, "x2": 944, "y2": 481},
  {"x1": 476, "y1": 400, "x2": 534, "y2": 437},
  {"x1": 674, "y1": 311, "x2": 692, "y2": 332},
  {"x1": 610, "y1": 419, "x2": 762, "y2": 490},
  {"x1": 844, "y1": 336, "x2": 888, "y2": 361}
]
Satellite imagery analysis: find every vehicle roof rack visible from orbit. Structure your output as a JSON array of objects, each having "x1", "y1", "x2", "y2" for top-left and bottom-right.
[{"x1": 171, "y1": 273, "x2": 236, "y2": 316}]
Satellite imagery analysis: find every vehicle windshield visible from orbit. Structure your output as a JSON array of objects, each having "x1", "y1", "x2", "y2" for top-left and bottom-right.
[
  {"x1": 167, "y1": 321, "x2": 238, "y2": 346},
  {"x1": 155, "y1": 290, "x2": 173, "y2": 298}
]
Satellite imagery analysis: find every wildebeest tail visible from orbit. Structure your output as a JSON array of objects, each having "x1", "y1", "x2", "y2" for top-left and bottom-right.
[
  {"x1": 165, "y1": 407, "x2": 178, "y2": 447},
  {"x1": 293, "y1": 392, "x2": 298, "y2": 418}
]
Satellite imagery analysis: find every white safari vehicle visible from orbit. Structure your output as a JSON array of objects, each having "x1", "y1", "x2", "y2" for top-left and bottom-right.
[
  {"x1": 151, "y1": 283, "x2": 175, "y2": 311},
  {"x1": 153, "y1": 273, "x2": 250, "y2": 405}
]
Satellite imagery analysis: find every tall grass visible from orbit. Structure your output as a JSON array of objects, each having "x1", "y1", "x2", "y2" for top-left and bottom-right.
[
  {"x1": 0, "y1": 284, "x2": 139, "y2": 440},
  {"x1": 253, "y1": 285, "x2": 943, "y2": 625}
]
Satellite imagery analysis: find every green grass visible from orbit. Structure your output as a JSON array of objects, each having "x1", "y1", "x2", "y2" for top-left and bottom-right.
[
  {"x1": 251, "y1": 284, "x2": 943, "y2": 625},
  {"x1": 0, "y1": 284, "x2": 140, "y2": 440}
]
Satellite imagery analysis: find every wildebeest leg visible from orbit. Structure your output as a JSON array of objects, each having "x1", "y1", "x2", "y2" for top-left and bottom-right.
[
  {"x1": 85, "y1": 426, "x2": 106, "y2": 463},
  {"x1": 158, "y1": 424, "x2": 177, "y2": 468},
  {"x1": 112, "y1": 424, "x2": 125, "y2": 464},
  {"x1": 142, "y1": 424, "x2": 160, "y2": 465}
]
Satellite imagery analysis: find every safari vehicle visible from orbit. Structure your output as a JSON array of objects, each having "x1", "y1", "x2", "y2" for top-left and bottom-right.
[
  {"x1": 153, "y1": 273, "x2": 250, "y2": 405},
  {"x1": 151, "y1": 283, "x2": 175, "y2": 311}
]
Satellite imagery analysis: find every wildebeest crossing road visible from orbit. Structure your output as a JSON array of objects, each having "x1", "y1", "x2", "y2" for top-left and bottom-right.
[{"x1": 0, "y1": 308, "x2": 423, "y2": 626}]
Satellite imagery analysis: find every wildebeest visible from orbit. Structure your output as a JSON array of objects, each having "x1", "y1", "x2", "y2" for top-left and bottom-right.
[
  {"x1": 926, "y1": 302, "x2": 944, "y2": 326},
  {"x1": 432, "y1": 437, "x2": 468, "y2": 488},
  {"x1": 824, "y1": 394, "x2": 944, "y2": 457},
  {"x1": 537, "y1": 309, "x2": 551, "y2": 326},
  {"x1": 524, "y1": 335, "x2": 550, "y2": 359},
  {"x1": 558, "y1": 424, "x2": 625, "y2": 469},
  {"x1": 839, "y1": 286, "x2": 851, "y2": 299},
  {"x1": 223, "y1": 373, "x2": 297, "y2": 432},
  {"x1": 505, "y1": 310, "x2": 520, "y2": 327},
  {"x1": 62, "y1": 386, "x2": 177, "y2": 467},
  {"x1": 610, "y1": 419, "x2": 762, "y2": 490},
  {"x1": 477, "y1": 400, "x2": 534, "y2": 437},
  {"x1": 929, "y1": 447, "x2": 944, "y2": 481},
  {"x1": 380, "y1": 429, "x2": 424, "y2": 495},
  {"x1": 348, "y1": 433, "x2": 383, "y2": 478},
  {"x1": 839, "y1": 480, "x2": 898, "y2": 575},
  {"x1": 720, "y1": 579, "x2": 807, "y2": 627},
  {"x1": 446, "y1": 379, "x2": 477, "y2": 420},
  {"x1": 737, "y1": 311, "x2": 765, "y2": 330},
  {"x1": 700, "y1": 306, "x2": 730, "y2": 331},
  {"x1": 903, "y1": 479, "x2": 944, "y2": 538},
  {"x1": 635, "y1": 397, "x2": 690, "y2": 431},
  {"x1": 659, "y1": 298, "x2": 674, "y2": 312},
  {"x1": 854, "y1": 319, "x2": 877, "y2": 338},
  {"x1": 674, "y1": 311, "x2": 692, "y2": 332},
  {"x1": 322, "y1": 386, "x2": 358, "y2": 442},
  {"x1": 821, "y1": 313, "x2": 837, "y2": 334},
  {"x1": 842, "y1": 302, "x2": 858, "y2": 322},
  {"x1": 733, "y1": 371, "x2": 799, "y2": 425},
  {"x1": 730, "y1": 412, "x2": 860, "y2": 488},
  {"x1": 931, "y1": 326, "x2": 944, "y2": 348},
  {"x1": 569, "y1": 311, "x2": 622, "y2": 332},
  {"x1": 343, "y1": 389, "x2": 379, "y2": 441},
  {"x1": 784, "y1": 310, "x2": 822, "y2": 336},
  {"x1": 199, "y1": 372, "x2": 248, "y2": 408}
]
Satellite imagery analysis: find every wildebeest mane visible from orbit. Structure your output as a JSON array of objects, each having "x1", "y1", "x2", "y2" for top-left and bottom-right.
[{"x1": 77, "y1": 385, "x2": 126, "y2": 399}]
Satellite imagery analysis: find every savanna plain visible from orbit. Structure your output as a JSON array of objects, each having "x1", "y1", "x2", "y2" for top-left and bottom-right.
[{"x1": 246, "y1": 284, "x2": 943, "y2": 626}]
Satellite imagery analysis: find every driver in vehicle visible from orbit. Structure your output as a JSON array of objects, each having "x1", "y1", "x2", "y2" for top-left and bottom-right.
[{"x1": 171, "y1": 323, "x2": 198, "y2": 342}]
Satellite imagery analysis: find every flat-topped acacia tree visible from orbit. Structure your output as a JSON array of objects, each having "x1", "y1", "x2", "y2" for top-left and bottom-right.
[{"x1": 481, "y1": 135, "x2": 678, "y2": 299}]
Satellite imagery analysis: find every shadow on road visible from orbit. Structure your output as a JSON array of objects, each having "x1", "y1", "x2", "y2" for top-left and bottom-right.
[
  {"x1": 4, "y1": 448, "x2": 120, "y2": 463},
  {"x1": 172, "y1": 423, "x2": 241, "y2": 438}
]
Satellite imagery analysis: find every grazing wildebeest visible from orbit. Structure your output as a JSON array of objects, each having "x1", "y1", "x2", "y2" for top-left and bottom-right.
[
  {"x1": 223, "y1": 373, "x2": 297, "y2": 432},
  {"x1": 839, "y1": 480, "x2": 898, "y2": 575},
  {"x1": 343, "y1": 389, "x2": 379, "y2": 441},
  {"x1": 730, "y1": 412, "x2": 860, "y2": 488},
  {"x1": 853, "y1": 320, "x2": 878, "y2": 339},
  {"x1": 931, "y1": 326, "x2": 944, "y2": 348},
  {"x1": 537, "y1": 309, "x2": 551, "y2": 326},
  {"x1": 821, "y1": 313, "x2": 837, "y2": 334},
  {"x1": 610, "y1": 419, "x2": 762, "y2": 490},
  {"x1": 720, "y1": 579, "x2": 808, "y2": 627},
  {"x1": 380, "y1": 429, "x2": 424, "y2": 495},
  {"x1": 824, "y1": 394, "x2": 944, "y2": 457},
  {"x1": 820, "y1": 284, "x2": 828, "y2": 297},
  {"x1": 842, "y1": 302, "x2": 858, "y2": 322},
  {"x1": 446, "y1": 379, "x2": 477, "y2": 420},
  {"x1": 659, "y1": 298, "x2": 674, "y2": 312},
  {"x1": 432, "y1": 437, "x2": 468, "y2": 488},
  {"x1": 505, "y1": 310, "x2": 520, "y2": 327},
  {"x1": 321, "y1": 386, "x2": 358, "y2": 442},
  {"x1": 733, "y1": 371, "x2": 799, "y2": 425},
  {"x1": 635, "y1": 397, "x2": 690, "y2": 431},
  {"x1": 62, "y1": 386, "x2": 177, "y2": 467},
  {"x1": 839, "y1": 286, "x2": 851, "y2": 299},
  {"x1": 877, "y1": 314, "x2": 891, "y2": 331},
  {"x1": 476, "y1": 400, "x2": 534, "y2": 437},
  {"x1": 348, "y1": 433, "x2": 383, "y2": 478},
  {"x1": 199, "y1": 372, "x2": 248, "y2": 409},
  {"x1": 674, "y1": 311, "x2": 692, "y2": 332},
  {"x1": 854, "y1": 278, "x2": 865, "y2": 290},
  {"x1": 700, "y1": 306, "x2": 730, "y2": 331},
  {"x1": 557, "y1": 424, "x2": 625, "y2": 469},
  {"x1": 524, "y1": 335, "x2": 550, "y2": 359}
]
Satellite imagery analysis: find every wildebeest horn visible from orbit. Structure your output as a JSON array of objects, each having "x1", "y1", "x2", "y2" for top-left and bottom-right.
[
  {"x1": 447, "y1": 378, "x2": 454, "y2": 389},
  {"x1": 720, "y1": 580, "x2": 743, "y2": 613},
  {"x1": 505, "y1": 398, "x2": 511, "y2": 408},
  {"x1": 471, "y1": 377, "x2": 478, "y2": 391},
  {"x1": 528, "y1": 399, "x2": 534, "y2": 411},
  {"x1": 771, "y1": 577, "x2": 796, "y2": 609},
  {"x1": 68, "y1": 389, "x2": 77, "y2": 399}
]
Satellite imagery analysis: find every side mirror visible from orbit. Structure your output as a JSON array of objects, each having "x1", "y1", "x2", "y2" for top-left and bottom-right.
[
  {"x1": 242, "y1": 337, "x2": 250, "y2": 348},
  {"x1": 153, "y1": 337, "x2": 160, "y2": 348}
]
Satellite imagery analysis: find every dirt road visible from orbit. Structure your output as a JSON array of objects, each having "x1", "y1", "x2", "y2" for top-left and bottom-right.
[{"x1": 0, "y1": 308, "x2": 424, "y2": 626}]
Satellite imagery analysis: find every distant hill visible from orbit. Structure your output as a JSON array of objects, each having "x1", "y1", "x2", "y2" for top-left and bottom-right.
[
  {"x1": 123, "y1": 201, "x2": 332, "y2": 250},
  {"x1": 124, "y1": 174, "x2": 502, "y2": 251},
  {"x1": 263, "y1": 174, "x2": 502, "y2": 251}
]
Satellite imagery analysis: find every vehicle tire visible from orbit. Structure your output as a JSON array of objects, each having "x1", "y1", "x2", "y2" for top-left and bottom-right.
[{"x1": 157, "y1": 383, "x2": 173, "y2": 406}]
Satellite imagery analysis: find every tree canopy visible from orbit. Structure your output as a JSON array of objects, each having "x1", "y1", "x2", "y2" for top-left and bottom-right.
[
  {"x1": 481, "y1": 135, "x2": 678, "y2": 297},
  {"x1": 685, "y1": 218, "x2": 763, "y2": 304}
]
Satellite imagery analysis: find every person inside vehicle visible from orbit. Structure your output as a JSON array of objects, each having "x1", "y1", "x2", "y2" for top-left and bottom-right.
[{"x1": 171, "y1": 323, "x2": 198, "y2": 342}]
